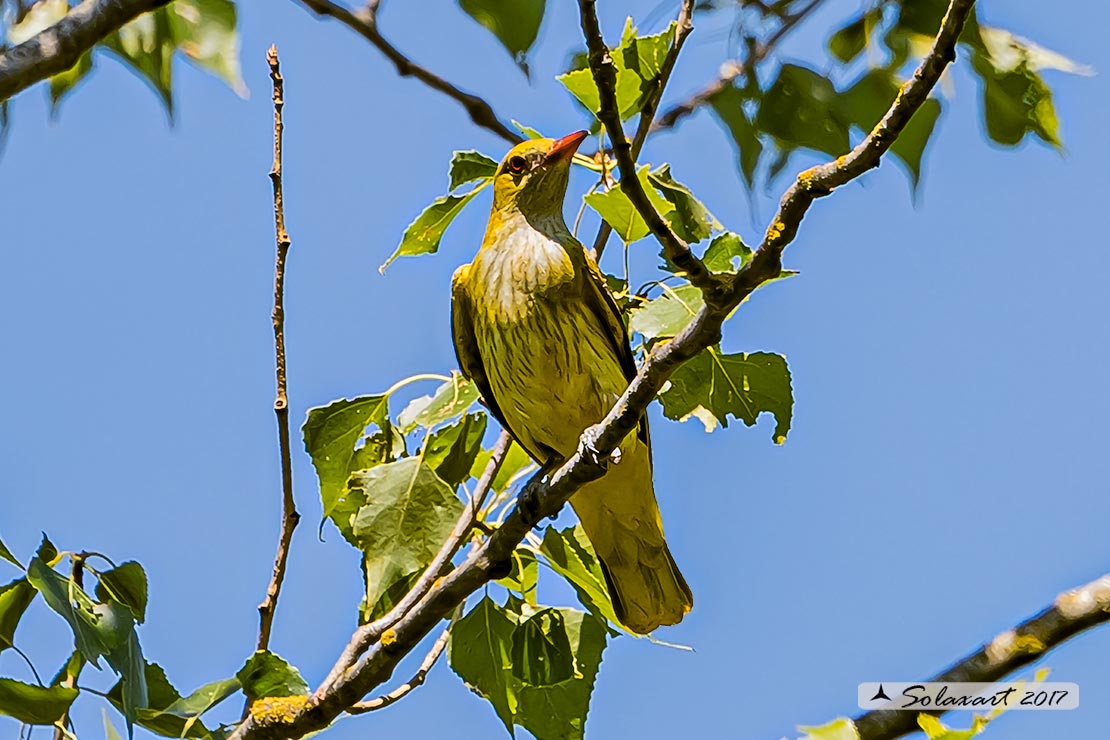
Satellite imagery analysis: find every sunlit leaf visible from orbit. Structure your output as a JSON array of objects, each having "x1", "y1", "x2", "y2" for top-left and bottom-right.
[
  {"x1": 496, "y1": 548, "x2": 538, "y2": 605},
  {"x1": 629, "y1": 283, "x2": 704, "y2": 340},
  {"x1": 829, "y1": 15, "x2": 868, "y2": 64},
  {"x1": 469, "y1": 440, "x2": 535, "y2": 492},
  {"x1": 167, "y1": 0, "x2": 246, "y2": 96},
  {"x1": 0, "y1": 678, "x2": 78, "y2": 725},
  {"x1": 0, "y1": 578, "x2": 36, "y2": 653},
  {"x1": 104, "y1": 10, "x2": 177, "y2": 115},
  {"x1": 659, "y1": 347, "x2": 793, "y2": 442},
  {"x1": 350, "y1": 458, "x2": 464, "y2": 615},
  {"x1": 648, "y1": 164, "x2": 721, "y2": 243},
  {"x1": 584, "y1": 166, "x2": 674, "y2": 243},
  {"x1": 539, "y1": 526, "x2": 620, "y2": 628},
  {"x1": 382, "y1": 185, "x2": 487, "y2": 270},
  {"x1": 398, "y1": 372, "x2": 480, "y2": 432},
  {"x1": 449, "y1": 150, "x2": 499, "y2": 191},
  {"x1": 49, "y1": 51, "x2": 93, "y2": 115},
  {"x1": 108, "y1": 662, "x2": 212, "y2": 738},
  {"x1": 797, "y1": 718, "x2": 860, "y2": 740},
  {"x1": 0, "y1": 537, "x2": 19, "y2": 568},
  {"x1": 702, "y1": 231, "x2": 751, "y2": 273},
  {"x1": 423, "y1": 411, "x2": 488, "y2": 487}
]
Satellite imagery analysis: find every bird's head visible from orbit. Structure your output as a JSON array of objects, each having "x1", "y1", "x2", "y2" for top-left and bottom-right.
[{"x1": 491, "y1": 130, "x2": 588, "y2": 218}]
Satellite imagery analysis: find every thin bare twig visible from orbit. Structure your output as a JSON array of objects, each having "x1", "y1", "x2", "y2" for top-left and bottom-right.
[
  {"x1": 854, "y1": 573, "x2": 1110, "y2": 740},
  {"x1": 291, "y1": 0, "x2": 521, "y2": 145},
  {"x1": 227, "y1": 2, "x2": 981, "y2": 738},
  {"x1": 0, "y1": 0, "x2": 170, "y2": 102},
  {"x1": 652, "y1": 0, "x2": 826, "y2": 133},
  {"x1": 347, "y1": 604, "x2": 461, "y2": 715},
  {"x1": 254, "y1": 44, "x2": 301, "y2": 659},
  {"x1": 316, "y1": 430, "x2": 512, "y2": 697},
  {"x1": 591, "y1": 0, "x2": 695, "y2": 261}
]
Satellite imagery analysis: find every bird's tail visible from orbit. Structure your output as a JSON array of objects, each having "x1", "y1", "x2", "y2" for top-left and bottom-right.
[{"x1": 569, "y1": 438, "x2": 692, "y2": 634}]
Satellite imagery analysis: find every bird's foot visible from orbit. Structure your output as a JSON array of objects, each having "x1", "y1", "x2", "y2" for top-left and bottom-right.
[{"x1": 578, "y1": 424, "x2": 619, "y2": 467}]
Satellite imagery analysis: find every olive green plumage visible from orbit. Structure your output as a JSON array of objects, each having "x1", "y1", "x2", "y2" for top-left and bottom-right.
[{"x1": 450, "y1": 133, "x2": 692, "y2": 634}]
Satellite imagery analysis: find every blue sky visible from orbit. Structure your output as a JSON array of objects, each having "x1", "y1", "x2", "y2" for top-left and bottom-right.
[{"x1": 3, "y1": 1, "x2": 1109, "y2": 739}]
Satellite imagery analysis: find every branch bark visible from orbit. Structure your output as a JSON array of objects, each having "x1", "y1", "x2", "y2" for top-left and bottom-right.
[
  {"x1": 228, "y1": 1, "x2": 982, "y2": 738},
  {"x1": 0, "y1": 0, "x2": 169, "y2": 103},
  {"x1": 291, "y1": 0, "x2": 521, "y2": 145},
  {"x1": 591, "y1": 0, "x2": 694, "y2": 261},
  {"x1": 578, "y1": 0, "x2": 718, "y2": 293},
  {"x1": 254, "y1": 44, "x2": 301, "y2": 660},
  {"x1": 854, "y1": 572, "x2": 1110, "y2": 740}
]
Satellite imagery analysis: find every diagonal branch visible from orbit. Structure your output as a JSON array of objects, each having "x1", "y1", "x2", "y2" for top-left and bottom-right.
[
  {"x1": 854, "y1": 572, "x2": 1110, "y2": 740},
  {"x1": 0, "y1": 0, "x2": 170, "y2": 102},
  {"x1": 291, "y1": 0, "x2": 521, "y2": 145},
  {"x1": 651, "y1": 0, "x2": 826, "y2": 133},
  {"x1": 254, "y1": 44, "x2": 301, "y2": 661},
  {"x1": 227, "y1": 2, "x2": 978, "y2": 738},
  {"x1": 578, "y1": 0, "x2": 718, "y2": 293},
  {"x1": 591, "y1": 0, "x2": 695, "y2": 261}
]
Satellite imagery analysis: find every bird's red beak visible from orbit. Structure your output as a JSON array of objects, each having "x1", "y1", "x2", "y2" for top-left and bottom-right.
[{"x1": 546, "y1": 130, "x2": 588, "y2": 163}]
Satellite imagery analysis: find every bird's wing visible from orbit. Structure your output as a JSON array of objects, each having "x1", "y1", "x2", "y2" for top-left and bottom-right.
[
  {"x1": 577, "y1": 247, "x2": 652, "y2": 450},
  {"x1": 450, "y1": 263, "x2": 515, "y2": 440}
]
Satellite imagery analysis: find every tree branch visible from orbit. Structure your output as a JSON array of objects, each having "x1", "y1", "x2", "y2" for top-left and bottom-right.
[
  {"x1": 854, "y1": 572, "x2": 1110, "y2": 740},
  {"x1": 254, "y1": 44, "x2": 301, "y2": 660},
  {"x1": 227, "y1": 2, "x2": 978, "y2": 738},
  {"x1": 578, "y1": 0, "x2": 718, "y2": 293},
  {"x1": 316, "y1": 430, "x2": 512, "y2": 697},
  {"x1": 651, "y1": 0, "x2": 825, "y2": 133},
  {"x1": 346, "y1": 604, "x2": 460, "y2": 715},
  {"x1": 290, "y1": 0, "x2": 521, "y2": 145},
  {"x1": 591, "y1": 0, "x2": 695, "y2": 261},
  {"x1": 0, "y1": 0, "x2": 169, "y2": 103}
]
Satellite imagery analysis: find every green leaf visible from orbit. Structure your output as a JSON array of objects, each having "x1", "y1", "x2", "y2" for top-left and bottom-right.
[
  {"x1": 584, "y1": 166, "x2": 674, "y2": 244},
  {"x1": 50, "y1": 651, "x2": 84, "y2": 688},
  {"x1": 539, "y1": 526, "x2": 620, "y2": 627},
  {"x1": 510, "y1": 608, "x2": 574, "y2": 686},
  {"x1": 829, "y1": 15, "x2": 869, "y2": 63},
  {"x1": 756, "y1": 64, "x2": 850, "y2": 158},
  {"x1": 512, "y1": 604, "x2": 609, "y2": 740},
  {"x1": 470, "y1": 440, "x2": 536, "y2": 492},
  {"x1": 105, "y1": 626, "x2": 148, "y2": 724},
  {"x1": 917, "y1": 714, "x2": 987, "y2": 740},
  {"x1": 0, "y1": 578, "x2": 37, "y2": 652},
  {"x1": 702, "y1": 231, "x2": 752, "y2": 273},
  {"x1": 303, "y1": 394, "x2": 391, "y2": 542},
  {"x1": 0, "y1": 537, "x2": 19, "y2": 568},
  {"x1": 49, "y1": 51, "x2": 93, "y2": 115},
  {"x1": 449, "y1": 596, "x2": 518, "y2": 733},
  {"x1": 648, "y1": 165, "x2": 721, "y2": 243},
  {"x1": 0, "y1": 678, "x2": 78, "y2": 725},
  {"x1": 512, "y1": 120, "x2": 544, "y2": 139},
  {"x1": 104, "y1": 9, "x2": 177, "y2": 115},
  {"x1": 459, "y1": 0, "x2": 545, "y2": 73},
  {"x1": 708, "y1": 85, "x2": 763, "y2": 188},
  {"x1": 424, "y1": 411, "x2": 488, "y2": 488},
  {"x1": 96, "y1": 561, "x2": 149, "y2": 624},
  {"x1": 398, "y1": 372, "x2": 480, "y2": 432},
  {"x1": 350, "y1": 458, "x2": 464, "y2": 615},
  {"x1": 109, "y1": 662, "x2": 212, "y2": 738},
  {"x1": 798, "y1": 718, "x2": 860, "y2": 740},
  {"x1": 659, "y1": 347, "x2": 793, "y2": 441},
  {"x1": 27, "y1": 556, "x2": 114, "y2": 666},
  {"x1": 104, "y1": 709, "x2": 125, "y2": 740},
  {"x1": 167, "y1": 0, "x2": 246, "y2": 96},
  {"x1": 496, "y1": 548, "x2": 538, "y2": 605},
  {"x1": 449, "y1": 150, "x2": 499, "y2": 191},
  {"x1": 838, "y1": 69, "x2": 941, "y2": 189},
  {"x1": 969, "y1": 28, "x2": 1083, "y2": 150},
  {"x1": 236, "y1": 651, "x2": 308, "y2": 701},
  {"x1": 36, "y1": 534, "x2": 57, "y2": 564},
  {"x1": 556, "y1": 19, "x2": 672, "y2": 120},
  {"x1": 149, "y1": 677, "x2": 240, "y2": 724},
  {"x1": 629, "y1": 283, "x2": 704, "y2": 340},
  {"x1": 381, "y1": 185, "x2": 487, "y2": 270}
]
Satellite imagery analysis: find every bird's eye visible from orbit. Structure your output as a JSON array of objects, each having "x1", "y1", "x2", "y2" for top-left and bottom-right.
[{"x1": 507, "y1": 156, "x2": 527, "y2": 174}]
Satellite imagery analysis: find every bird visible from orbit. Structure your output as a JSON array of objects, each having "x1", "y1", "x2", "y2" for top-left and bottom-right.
[{"x1": 450, "y1": 130, "x2": 692, "y2": 634}]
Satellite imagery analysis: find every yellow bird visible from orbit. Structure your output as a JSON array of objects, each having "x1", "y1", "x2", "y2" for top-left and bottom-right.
[{"x1": 451, "y1": 131, "x2": 692, "y2": 634}]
